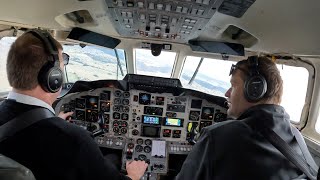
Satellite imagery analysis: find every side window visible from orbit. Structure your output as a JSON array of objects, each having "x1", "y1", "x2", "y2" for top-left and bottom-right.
[
  {"x1": 180, "y1": 56, "x2": 309, "y2": 123},
  {"x1": 63, "y1": 45, "x2": 127, "y2": 82},
  {"x1": 0, "y1": 37, "x2": 17, "y2": 93},
  {"x1": 180, "y1": 56, "x2": 233, "y2": 97},
  {"x1": 277, "y1": 65, "x2": 309, "y2": 123}
]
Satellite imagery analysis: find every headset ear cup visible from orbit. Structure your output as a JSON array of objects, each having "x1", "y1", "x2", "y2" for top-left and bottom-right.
[
  {"x1": 38, "y1": 62, "x2": 63, "y2": 93},
  {"x1": 244, "y1": 75, "x2": 267, "y2": 102}
]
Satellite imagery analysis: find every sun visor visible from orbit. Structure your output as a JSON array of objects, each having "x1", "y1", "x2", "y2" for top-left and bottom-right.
[
  {"x1": 67, "y1": 27, "x2": 121, "y2": 49},
  {"x1": 188, "y1": 40, "x2": 245, "y2": 56}
]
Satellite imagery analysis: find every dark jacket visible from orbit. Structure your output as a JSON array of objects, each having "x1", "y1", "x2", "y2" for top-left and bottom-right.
[
  {"x1": 176, "y1": 104, "x2": 304, "y2": 180},
  {"x1": 0, "y1": 99, "x2": 129, "y2": 180}
]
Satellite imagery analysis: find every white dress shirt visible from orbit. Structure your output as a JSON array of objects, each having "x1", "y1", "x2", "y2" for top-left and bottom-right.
[{"x1": 7, "y1": 91, "x2": 55, "y2": 114}]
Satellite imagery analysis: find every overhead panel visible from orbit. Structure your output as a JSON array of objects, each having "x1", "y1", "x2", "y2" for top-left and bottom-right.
[{"x1": 105, "y1": 0, "x2": 224, "y2": 43}]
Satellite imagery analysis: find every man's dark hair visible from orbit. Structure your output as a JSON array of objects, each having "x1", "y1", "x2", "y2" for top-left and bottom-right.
[
  {"x1": 236, "y1": 56, "x2": 283, "y2": 104},
  {"x1": 7, "y1": 32, "x2": 63, "y2": 90}
]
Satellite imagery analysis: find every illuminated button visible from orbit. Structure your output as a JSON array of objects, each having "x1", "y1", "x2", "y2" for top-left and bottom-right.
[
  {"x1": 183, "y1": 148, "x2": 187, "y2": 151},
  {"x1": 190, "y1": 19, "x2": 197, "y2": 24},
  {"x1": 117, "y1": 0, "x2": 123, "y2": 6},
  {"x1": 125, "y1": 24, "x2": 131, "y2": 28},
  {"x1": 140, "y1": 14, "x2": 145, "y2": 20},
  {"x1": 182, "y1": 25, "x2": 187, "y2": 28},
  {"x1": 184, "y1": 19, "x2": 191, "y2": 23},
  {"x1": 165, "y1": 4, "x2": 171, "y2": 11},
  {"x1": 116, "y1": 142, "x2": 120, "y2": 146},
  {"x1": 203, "y1": 0, "x2": 210, "y2": 5},
  {"x1": 173, "y1": 147, "x2": 177, "y2": 151},
  {"x1": 191, "y1": 9, "x2": 197, "y2": 15},
  {"x1": 149, "y1": 2, "x2": 155, "y2": 9},
  {"x1": 182, "y1": 7, "x2": 188, "y2": 13},
  {"x1": 127, "y1": 1, "x2": 134, "y2": 7},
  {"x1": 187, "y1": 148, "x2": 191, "y2": 151},
  {"x1": 171, "y1": 147, "x2": 174, "y2": 151},
  {"x1": 157, "y1": 4, "x2": 163, "y2": 10},
  {"x1": 187, "y1": 26, "x2": 193, "y2": 29},
  {"x1": 197, "y1": 9, "x2": 204, "y2": 15},
  {"x1": 119, "y1": 142, "x2": 123, "y2": 146},
  {"x1": 171, "y1": 18, "x2": 177, "y2": 24},
  {"x1": 176, "y1": 6, "x2": 182, "y2": 13},
  {"x1": 137, "y1": 1, "x2": 144, "y2": 8},
  {"x1": 127, "y1": 12, "x2": 133, "y2": 18},
  {"x1": 180, "y1": 30, "x2": 185, "y2": 33},
  {"x1": 185, "y1": 31, "x2": 190, "y2": 34}
]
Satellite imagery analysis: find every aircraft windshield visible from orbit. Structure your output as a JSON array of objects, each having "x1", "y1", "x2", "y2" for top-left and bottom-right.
[
  {"x1": 63, "y1": 45, "x2": 127, "y2": 82},
  {"x1": 135, "y1": 49, "x2": 176, "y2": 78}
]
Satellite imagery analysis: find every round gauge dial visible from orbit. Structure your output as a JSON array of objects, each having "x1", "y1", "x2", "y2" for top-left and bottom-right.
[
  {"x1": 132, "y1": 129, "x2": 139, "y2": 136},
  {"x1": 120, "y1": 128, "x2": 127, "y2": 134},
  {"x1": 145, "y1": 139, "x2": 152, "y2": 146},
  {"x1": 122, "y1": 99, "x2": 130, "y2": 105},
  {"x1": 136, "y1": 138, "x2": 143, "y2": 145},
  {"x1": 114, "y1": 90, "x2": 122, "y2": 97},
  {"x1": 144, "y1": 146, "x2": 152, "y2": 153},
  {"x1": 123, "y1": 91, "x2": 130, "y2": 98},
  {"x1": 135, "y1": 145, "x2": 143, "y2": 152},
  {"x1": 113, "y1": 127, "x2": 119, "y2": 133}
]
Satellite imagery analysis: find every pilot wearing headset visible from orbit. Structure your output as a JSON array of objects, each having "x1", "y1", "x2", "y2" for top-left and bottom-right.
[
  {"x1": 176, "y1": 56, "x2": 316, "y2": 180},
  {"x1": 0, "y1": 30, "x2": 147, "y2": 180}
]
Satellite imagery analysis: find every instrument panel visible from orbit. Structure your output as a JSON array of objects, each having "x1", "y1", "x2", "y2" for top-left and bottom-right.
[{"x1": 55, "y1": 85, "x2": 227, "y2": 179}]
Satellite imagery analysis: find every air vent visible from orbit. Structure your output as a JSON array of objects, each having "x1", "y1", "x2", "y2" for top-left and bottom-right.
[
  {"x1": 218, "y1": 0, "x2": 256, "y2": 18},
  {"x1": 221, "y1": 25, "x2": 258, "y2": 48}
]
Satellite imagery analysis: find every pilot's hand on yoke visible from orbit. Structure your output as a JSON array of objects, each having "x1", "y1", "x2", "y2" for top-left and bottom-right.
[
  {"x1": 58, "y1": 111, "x2": 74, "y2": 121},
  {"x1": 126, "y1": 160, "x2": 148, "y2": 180}
]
